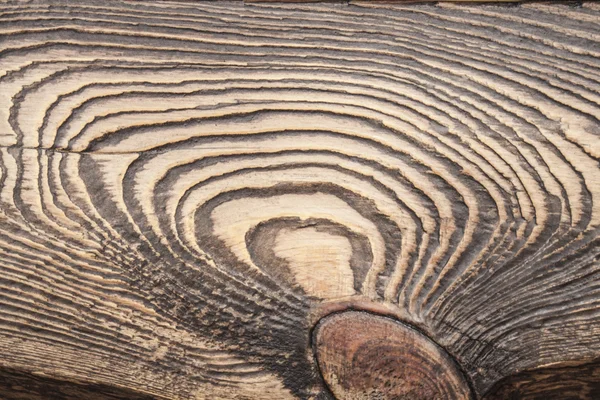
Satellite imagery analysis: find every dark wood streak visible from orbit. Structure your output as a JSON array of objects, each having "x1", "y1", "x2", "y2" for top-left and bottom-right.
[
  {"x1": 483, "y1": 359, "x2": 600, "y2": 400},
  {"x1": 0, "y1": 367, "x2": 160, "y2": 400}
]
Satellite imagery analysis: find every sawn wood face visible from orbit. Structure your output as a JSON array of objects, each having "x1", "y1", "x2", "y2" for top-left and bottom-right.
[
  {"x1": 314, "y1": 311, "x2": 474, "y2": 399},
  {"x1": 0, "y1": 1, "x2": 599, "y2": 399}
]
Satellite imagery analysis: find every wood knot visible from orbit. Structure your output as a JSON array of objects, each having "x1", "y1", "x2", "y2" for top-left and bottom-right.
[{"x1": 313, "y1": 311, "x2": 473, "y2": 400}]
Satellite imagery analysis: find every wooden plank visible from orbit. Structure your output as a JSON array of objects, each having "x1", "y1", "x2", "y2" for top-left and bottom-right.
[{"x1": 0, "y1": 0, "x2": 599, "y2": 398}]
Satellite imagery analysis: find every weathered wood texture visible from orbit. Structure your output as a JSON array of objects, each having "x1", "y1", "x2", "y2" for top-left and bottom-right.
[
  {"x1": 247, "y1": 0, "x2": 522, "y2": 3},
  {"x1": 0, "y1": 366, "x2": 158, "y2": 400},
  {"x1": 314, "y1": 311, "x2": 474, "y2": 399},
  {"x1": 0, "y1": 0, "x2": 600, "y2": 399},
  {"x1": 484, "y1": 359, "x2": 600, "y2": 399}
]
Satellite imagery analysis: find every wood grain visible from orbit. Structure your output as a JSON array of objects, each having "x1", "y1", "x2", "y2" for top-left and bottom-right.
[
  {"x1": 0, "y1": 0, "x2": 600, "y2": 398},
  {"x1": 314, "y1": 311, "x2": 473, "y2": 399},
  {"x1": 483, "y1": 359, "x2": 600, "y2": 399},
  {"x1": 247, "y1": 1, "x2": 522, "y2": 3},
  {"x1": 0, "y1": 366, "x2": 158, "y2": 400}
]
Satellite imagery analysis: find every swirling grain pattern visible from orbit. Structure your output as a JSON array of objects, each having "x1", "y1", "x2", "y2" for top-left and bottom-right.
[
  {"x1": 314, "y1": 311, "x2": 474, "y2": 399},
  {"x1": 0, "y1": 0, "x2": 599, "y2": 399}
]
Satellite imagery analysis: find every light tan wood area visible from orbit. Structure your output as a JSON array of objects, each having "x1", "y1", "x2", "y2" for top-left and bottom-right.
[{"x1": 0, "y1": 0, "x2": 599, "y2": 399}]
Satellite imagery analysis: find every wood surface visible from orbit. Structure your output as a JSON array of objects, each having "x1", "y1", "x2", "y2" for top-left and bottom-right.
[
  {"x1": 483, "y1": 359, "x2": 600, "y2": 399},
  {"x1": 1, "y1": 0, "x2": 600, "y2": 399},
  {"x1": 247, "y1": 1, "x2": 522, "y2": 3},
  {"x1": 314, "y1": 311, "x2": 474, "y2": 399}
]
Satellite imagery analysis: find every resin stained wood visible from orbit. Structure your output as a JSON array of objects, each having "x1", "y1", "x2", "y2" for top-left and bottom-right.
[
  {"x1": 314, "y1": 311, "x2": 474, "y2": 399},
  {"x1": 0, "y1": 0, "x2": 599, "y2": 399}
]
